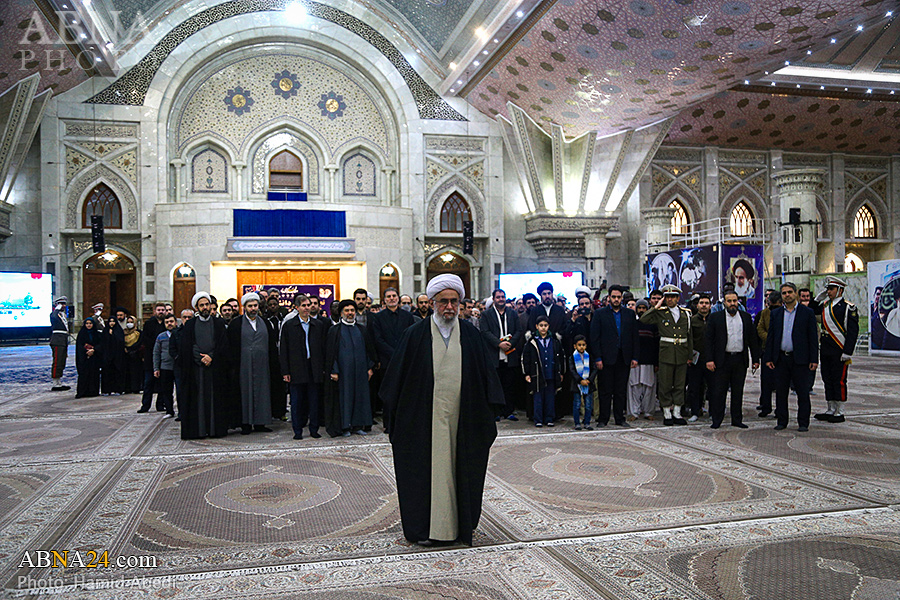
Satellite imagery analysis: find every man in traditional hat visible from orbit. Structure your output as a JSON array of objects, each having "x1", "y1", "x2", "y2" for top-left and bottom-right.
[
  {"x1": 324, "y1": 299, "x2": 377, "y2": 437},
  {"x1": 381, "y1": 274, "x2": 503, "y2": 546},
  {"x1": 528, "y1": 281, "x2": 567, "y2": 335},
  {"x1": 226, "y1": 292, "x2": 278, "y2": 435},
  {"x1": 812, "y1": 276, "x2": 859, "y2": 423},
  {"x1": 49, "y1": 296, "x2": 71, "y2": 391},
  {"x1": 177, "y1": 292, "x2": 230, "y2": 439},
  {"x1": 639, "y1": 284, "x2": 693, "y2": 425}
]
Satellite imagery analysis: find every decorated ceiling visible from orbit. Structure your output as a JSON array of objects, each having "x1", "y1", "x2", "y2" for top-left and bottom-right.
[
  {"x1": 463, "y1": 0, "x2": 898, "y2": 138},
  {"x1": 665, "y1": 88, "x2": 900, "y2": 154}
]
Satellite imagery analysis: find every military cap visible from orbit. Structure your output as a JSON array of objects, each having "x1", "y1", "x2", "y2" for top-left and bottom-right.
[
  {"x1": 825, "y1": 275, "x2": 847, "y2": 288},
  {"x1": 661, "y1": 284, "x2": 681, "y2": 296}
]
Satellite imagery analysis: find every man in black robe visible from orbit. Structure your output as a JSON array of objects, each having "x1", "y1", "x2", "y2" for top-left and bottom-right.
[
  {"x1": 381, "y1": 274, "x2": 503, "y2": 546},
  {"x1": 370, "y1": 287, "x2": 415, "y2": 432},
  {"x1": 324, "y1": 300, "x2": 376, "y2": 437},
  {"x1": 178, "y1": 292, "x2": 231, "y2": 439}
]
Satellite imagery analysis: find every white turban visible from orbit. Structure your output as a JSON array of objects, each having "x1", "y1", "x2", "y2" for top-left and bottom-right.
[
  {"x1": 426, "y1": 274, "x2": 465, "y2": 299},
  {"x1": 191, "y1": 291, "x2": 211, "y2": 309},
  {"x1": 241, "y1": 292, "x2": 260, "y2": 306},
  {"x1": 575, "y1": 285, "x2": 591, "y2": 297}
]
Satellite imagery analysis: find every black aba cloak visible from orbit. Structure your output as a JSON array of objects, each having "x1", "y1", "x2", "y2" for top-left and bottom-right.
[
  {"x1": 380, "y1": 318, "x2": 503, "y2": 546},
  {"x1": 178, "y1": 316, "x2": 232, "y2": 439}
]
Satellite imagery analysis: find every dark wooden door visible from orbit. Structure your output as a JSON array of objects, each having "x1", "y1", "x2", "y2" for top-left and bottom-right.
[
  {"x1": 173, "y1": 278, "x2": 196, "y2": 318},
  {"x1": 83, "y1": 272, "x2": 110, "y2": 321}
]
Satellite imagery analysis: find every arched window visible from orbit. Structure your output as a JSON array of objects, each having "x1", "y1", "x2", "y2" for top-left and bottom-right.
[
  {"x1": 853, "y1": 204, "x2": 876, "y2": 238},
  {"x1": 82, "y1": 183, "x2": 122, "y2": 229},
  {"x1": 845, "y1": 252, "x2": 865, "y2": 273},
  {"x1": 379, "y1": 263, "x2": 399, "y2": 300},
  {"x1": 669, "y1": 199, "x2": 690, "y2": 235},
  {"x1": 440, "y1": 192, "x2": 472, "y2": 233},
  {"x1": 269, "y1": 150, "x2": 303, "y2": 189},
  {"x1": 730, "y1": 200, "x2": 754, "y2": 237}
]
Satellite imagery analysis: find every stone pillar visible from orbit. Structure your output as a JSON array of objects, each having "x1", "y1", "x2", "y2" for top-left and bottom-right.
[
  {"x1": 772, "y1": 169, "x2": 825, "y2": 288},
  {"x1": 233, "y1": 161, "x2": 246, "y2": 200},
  {"x1": 581, "y1": 217, "x2": 617, "y2": 289},
  {"x1": 170, "y1": 159, "x2": 184, "y2": 203},
  {"x1": 642, "y1": 206, "x2": 675, "y2": 254},
  {"x1": 325, "y1": 166, "x2": 338, "y2": 202}
]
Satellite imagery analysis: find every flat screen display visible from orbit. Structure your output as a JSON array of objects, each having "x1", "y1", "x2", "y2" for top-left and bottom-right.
[
  {"x1": 498, "y1": 271, "x2": 584, "y2": 308},
  {"x1": 0, "y1": 272, "x2": 53, "y2": 329}
]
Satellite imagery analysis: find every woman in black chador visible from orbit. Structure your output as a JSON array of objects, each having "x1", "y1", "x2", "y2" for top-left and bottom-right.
[
  {"x1": 75, "y1": 318, "x2": 102, "y2": 398},
  {"x1": 102, "y1": 316, "x2": 126, "y2": 394}
]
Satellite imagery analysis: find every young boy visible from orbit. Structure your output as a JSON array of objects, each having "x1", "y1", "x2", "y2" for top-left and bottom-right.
[
  {"x1": 523, "y1": 315, "x2": 565, "y2": 427},
  {"x1": 570, "y1": 335, "x2": 595, "y2": 430}
]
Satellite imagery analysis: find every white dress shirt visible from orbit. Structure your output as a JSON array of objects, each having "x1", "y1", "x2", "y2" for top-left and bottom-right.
[{"x1": 725, "y1": 311, "x2": 743, "y2": 353}]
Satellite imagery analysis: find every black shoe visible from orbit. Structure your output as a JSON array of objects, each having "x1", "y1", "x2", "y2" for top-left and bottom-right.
[
  {"x1": 51, "y1": 386, "x2": 64, "y2": 391},
  {"x1": 814, "y1": 412, "x2": 832, "y2": 421},
  {"x1": 758, "y1": 410, "x2": 771, "y2": 418},
  {"x1": 616, "y1": 421, "x2": 631, "y2": 428},
  {"x1": 798, "y1": 426, "x2": 809, "y2": 432},
  {"x1": 663, "y1": 418, "x2": 674, "y2": 426},
  {"x1": 828, "y1": 414, "x2": 845, "y2": 423},
  {"x1": 546, "y1": 422, "x2": 554, "y2": 427},
  {"x1": 254, "y1": 425, "x2": 273, "y2": 432},
  {"x1": 596, "y1": 422, "x2": 607, "y2": 428},
  {"x1": 732, "y1": 422, "x2": 749, "y2": 429},
  {"x1": 774, "y1": 424, "x2": 787, "y2": 431},
  {"x1": 60, "y1": 385, "x2": 71, "y2": 391},
  {"x1": 310, "y1": 431, "x2": 321, "y2": 439},
  {"x1": 293, "y1": 433, "x2": 303, "y2": 440},
  {"x1": 174, "y1": 417, "x2": 181, "y2": 422},
  {"x1": 710, "y1": 423, "x2": 721, "y2": 429},
  {"x1": 673, "y1": 418, "x2": 687, "y2": 426},
  {"x1": 241, "y1": 425, "x2": 252, "y2": 435},
  {"x1": 137, "y1": 408, "x2": 149, "y2": 413},
  {"x1": 156, "y1": 408, "x2": 166, "y2": 412}
]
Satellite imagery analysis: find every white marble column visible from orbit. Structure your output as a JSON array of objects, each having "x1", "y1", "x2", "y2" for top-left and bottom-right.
[
  {"x1": 233, "y1": 161, "x2": 246, "y2": 201},
  {"x1": 772, "y1": 169, "x2": 825, "y2": 288},
  {"x1": 642, "y1": 206, "x2": 676, "y2": 254},
  {"x1": 325, "y1": 166, "x2": 338, "y2": 202},
  {"x1": 170, "y1": 159, "x2": 184, "y2": 203},
  {"x1": 381, "y1": 167, "x2": 394, "y2": 206},
  {"x1": 582, "y1": 217, "x2": 617, "y2": 288}
]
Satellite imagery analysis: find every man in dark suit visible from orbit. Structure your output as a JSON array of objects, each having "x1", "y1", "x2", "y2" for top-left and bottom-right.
[
  {"x1": 370, "y1": 287, "x2": 415, "y2": 432},
  {"x1": 481, "y1": 288, "x2": 524, "y2": 421},
  {"x1": 704, "y1": 290, "x2": 760, "y2": 429},
  {"x1": 763, "y1": 282, "x2": 819, "y2": 432},
  {"x1": 528, "y1": 281, "x2": 567, "y2": 336},
  {"x1": 590, "y1": 284, "x2": 639, "y2": 427},
  {"x1": 280, "y1": 293, "x2": 327, "y2": 440}
]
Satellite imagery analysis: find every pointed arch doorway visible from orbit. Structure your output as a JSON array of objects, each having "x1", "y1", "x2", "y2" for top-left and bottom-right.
[
  {"x1": 82, "y1": 251, "x2": 136, "y2": 318},
  {"x1": 426, "y1": 251, "x2": 470, "y2": 297}
]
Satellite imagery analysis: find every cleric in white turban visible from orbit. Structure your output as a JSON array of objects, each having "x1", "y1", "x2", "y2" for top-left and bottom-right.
[
  {"x1": 241, "y1": 291, "x2": 260, "y2": 306},
  {"x1": 380, "y1": 274, "x2": 503, "y2": 547},
  {"x1": 191, "y1": 291, "x2": 211, "y2": 310},
  {"x1": 426, "y1": 273, "x2": 466, "y2": 300}
]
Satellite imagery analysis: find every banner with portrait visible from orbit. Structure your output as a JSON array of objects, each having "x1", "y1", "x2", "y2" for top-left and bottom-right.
[
  {"x1": 867, "y1": 259, "x2": 900, "y2": 355},
  {"x1": 646, "y1": 245, "x2": 720, "y2": 303},
  {"x1": 240, "y1": 284, "x2": 335, "y2": 315},
  {"x1": 720, "y1": 244, "x2": 764, "y2": 316}
]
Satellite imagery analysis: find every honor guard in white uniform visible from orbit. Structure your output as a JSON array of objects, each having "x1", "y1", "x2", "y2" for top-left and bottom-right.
[
  {"x1": 812, "y1": 276, "x2": 859, "y2": 423},
  {"x1": 49, "y1": 296, "x2": 71, "y2": 391}
]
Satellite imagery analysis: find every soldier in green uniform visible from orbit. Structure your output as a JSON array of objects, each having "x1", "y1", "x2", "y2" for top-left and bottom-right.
[
  {"x1": 639, "y1": 284, "x2": 693, "y2": 425},
  {"x1": 811, "y1": 275, "x2": 859, "y2": 423}
]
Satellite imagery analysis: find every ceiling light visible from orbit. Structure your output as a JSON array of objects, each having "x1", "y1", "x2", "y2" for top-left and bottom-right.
[
  {"x1": 106, "y1": 41, "x2": 113, "y2": 49},
  {"x1": 457, "y1": 79, "x2": 462, "y2": 84},
  {"x1": 796, "y1": 84, "x2": 800, "y2": 88},
  {"x1": 867, "y1": 88, "x2": 872, "y2": 93},
  {"x1": 284, "y1": 2, "x2": 306, "y2": 21},
  {"x1": 806, "y1": 50, "x2": 812, "y2": 55},
  {"x1": 482, "y1": 50, "x2": 489, "y2": 55},
  {"x1": 95, "y1": 56, "x2": 101, "y2": 62},
  {"x1": 449, "y1": 61, "x2": 457, "y2": 70},
  {"x1": 770, "y1": 81, "x2": 776, "y2": 86},
  {"x1": 516, "y1": 10, "x2": 524, "y2": 17},
  {"x1": 820, "y1": 86, "x2": 825, "y2": 90},
  {"x1": 473, "y1": 60, "x2": 480, "y2": 66},
  {"x1": 887, "y1": 11, "x2": 894, "y2": 17},
  {"x1": 784, "y1": 61, "x2": 790, "y2": 65},
  {"x1": 856, "y1": 25, "x2": 864, "y2": 31},
  {"x1": 80, "y1": 32, "x2": 87, "y2": 39},
  {"x1": 493, "y1": 38, "x2": 499, "y2": 43},
  {"x1": 844, "y1": 87, "x2": 848, "y2": 91},
  {"x1": 744, "y1": 80, "x2": 749, "y2": 84},
  {"x1": 892, "y1": 90, "x2": 896, "y2": 94},
  {"x1": 449, "y1": 89, "x2": 455, "y2": 93},
  {"x1": 830, "y1": 38, "x2": 836, "y2": 44},
  {"x1": 475, "y1": 26, "x2": 486, "y2": 40}
]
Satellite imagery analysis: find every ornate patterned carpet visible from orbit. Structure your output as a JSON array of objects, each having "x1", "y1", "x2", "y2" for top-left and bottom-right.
[{"x1": 1, "y1": 346, "x2": 898, "y2": 599}]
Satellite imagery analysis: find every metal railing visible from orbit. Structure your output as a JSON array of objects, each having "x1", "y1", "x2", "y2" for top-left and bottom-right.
[{"x1": 642, "y1": 217, "x2": 773, "y2": 254}]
